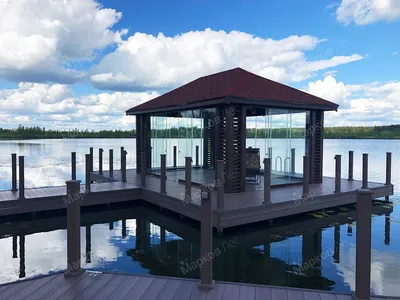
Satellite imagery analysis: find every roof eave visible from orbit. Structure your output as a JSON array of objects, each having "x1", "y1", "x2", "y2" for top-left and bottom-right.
[{"x1": 126, "y1": 96, "x2": 338, "y2": 115}]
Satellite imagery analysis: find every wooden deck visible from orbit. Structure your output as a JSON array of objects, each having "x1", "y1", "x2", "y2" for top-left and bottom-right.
[
  {"x1": 0, "y1": 271, "x2": 396, "y2": 300},
  {"x1": 0, "y1": 182, "x2": 141, "y2": 217},
  {"x1": 0, "y1": 168, "x2": 393, "y2": 230}
]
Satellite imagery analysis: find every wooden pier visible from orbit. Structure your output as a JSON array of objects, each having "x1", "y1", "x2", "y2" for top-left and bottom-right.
[
  {"x1": 2, "y1": 270, "x2": 397, "y2": 300},
  {"x1": 0, "y1": 165, "x2": 394, "y2": 232},
  {"x1": 0, "y1": 161, "x2": 396, "y2": 299}
]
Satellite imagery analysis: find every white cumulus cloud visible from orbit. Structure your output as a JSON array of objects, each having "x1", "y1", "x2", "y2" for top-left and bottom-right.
[
  {"x1": 0, "y1": 83, "x2": 157, "y2": 129},
  {"x1": 336, "y1": 0, "x2": 400, "y2": 25},
  {"x1": 306, "y1": 76, "x2": 400, "y2": 126},
  {"x1": 90, "y1": 29, "x2": 364, "y2": 91},
  {"x1": 0, "y1": 0, "x2": 126, "y2": 83}
]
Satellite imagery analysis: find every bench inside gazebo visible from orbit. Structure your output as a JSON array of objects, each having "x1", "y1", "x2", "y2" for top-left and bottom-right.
[{"x1": 126, "y1": 67, "x2": 338, "y2": 193}]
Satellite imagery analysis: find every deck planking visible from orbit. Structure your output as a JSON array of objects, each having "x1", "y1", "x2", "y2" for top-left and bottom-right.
[{"x1": 0, "y1": 272, "x2": 397, "y2": 300}]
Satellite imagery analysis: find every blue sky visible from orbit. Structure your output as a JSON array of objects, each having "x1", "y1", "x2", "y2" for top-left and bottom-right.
[{"x1": 0, "y1": 0, "x2": 399, "y2": 129}]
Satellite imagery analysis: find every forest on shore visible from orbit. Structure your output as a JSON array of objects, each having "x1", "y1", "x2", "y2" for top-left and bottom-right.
[{"x1": 1, "y1": 124, "x2": 400, "y2": 140}]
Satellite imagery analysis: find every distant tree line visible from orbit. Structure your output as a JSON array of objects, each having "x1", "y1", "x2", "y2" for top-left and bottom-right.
[
  {"x1": 1, "y1": 124, "x2": 400, "y2": 140},
  {"x1": 0, "y1": 125, "x2": 135, "y2": 139}
]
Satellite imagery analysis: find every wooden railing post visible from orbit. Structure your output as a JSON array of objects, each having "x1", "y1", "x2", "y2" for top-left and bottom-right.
[
  {"x1": 89, "y1": 147, "x2": 93, "y2": 172},
  {"x1": 85, "y1": 154, "x2": 91, "y2": 193},
  {"x1": 263, "y1": 158, "x2": 271, "y2": 204},
  {"x1": 160, "y1": 154, "x2": 167, "y2": 194},
  {"x1": 121, "y1": 150, "x2": 127, "y2": 183},
  {"x1": 173, "y1": 146, "x2": 177, "y2": 168},
  {"x1": 199, "y1": 185, "x2": 213, "y2": 289},
  {"x1": 99, "y1": 148, "x2": 103, "y2": 175},
  {"x1": 141, "y1": 151, "x2": 146, "y2": 187},
  {"x1": 120, "y1": 147, "x2": 125, "y2": 170},
  {"x1": 385, "y1": 152, "x2": 392, "y2": 185},
  {"x1": 355, "y1": 189, "x2": 373, "y2": 300},
  {"x1": 291, "y1": 148, "x2": 295, "y2": 174},
  {"x1": 109, "y1": 149, "x2": 114, "y2": 178},
  {"x1": 348, "y1": 151, "x2": 354, "y2": 181},
  {"x1": 334, "y1": 155, "x2": 341, "y2": 193},
  {"x1": 65, "y1": 180, "x2": 84, "y2": 277},
  {"x1": 216, "y1": 160, "x2": 224, "y2": 209},
  {"x1": 185, "y1": 157, "x2": 192, "y2": 203},
  {"x1": 195, "y1": 145, "x2": 200, "y2": 167},
  {"x1": 71, "y1": 152, "x2": 76, "y2": 180},
  {"x1": 11, "y1": 153, "x2": 17, "y2": 191},
  {"x1": 362, "y1": 153, "x2": 368, "y2": 189},
  {"x1": 18, "y1": 156, "x2": 25, "y2": 200},
  {"x1": 302, "y1": 156, "x2": 310, "y2": 198}
]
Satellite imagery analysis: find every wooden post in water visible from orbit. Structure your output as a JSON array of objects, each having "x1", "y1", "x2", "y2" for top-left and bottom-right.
[
  {"x1": 362, "y1": 153, "x2": 368, "y2": 189},
  {"x1": 302, "y1": 156, "x2": 310, "y2": 199},
  {"x1": 334, "y1": 155, "x2": 341, "y2": 193},
  {"x1": 199, "y1": 185, "x2": 213, "y2": 289},
  {"x1": 160, "y1": 154, "x2": 167, "y2": 194},
  {"x1": 18, "y1": 156, "x2": 25, "y2": 200},
  {"x1": 355, "y1": 189, "x2": 373, "y2": 300},
  {"x1": 291, "y1": 148, "x2": 295, "y2": 174},
  {"x1": 263, "y1": 158, "x2": 271, "y2": 204},
  {"x1": 195, "y1": 145, "x2": 200, "y2": 167},
  {"x1": 65, "y1": 180, "x2": 84, "y2": 277},
  {"x1": 99, "y1": 148, "x2": 103, "y2": 175},
  {"x1": 89, "y1": 147, "x2": 93, "y2": 172},
  {"x1": 71, "y1": 152, "x2": 76, "y2": 180},
  {"x1": 109, "y1": 149, "x2": 113, "y2": 178},
  {"x1": 348, "y1": 151, "x2": 354, "y2": 181},
  {"x1": 11, "y1": 153, "x2": 17, "y2": 191},
  {"x1": 173, "y1": 146, "x2": 177, "y2": 168},
  {"x1": 141, "y1": 151, "x2": 146, "y2": 187},
  {"x1": 185, "y1": 157, "x2": 192, "y2": 203},
  {"x1": 216, "y1": 160, "x2": 224, "y2": 209},
  {"x1": 85, "y1": 154, "x2": 91, "y2": 192}
]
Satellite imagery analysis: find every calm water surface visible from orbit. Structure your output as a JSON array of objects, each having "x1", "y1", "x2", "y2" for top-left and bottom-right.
[{"x1": 0, "y1": 138, "x2": 399, "y2": 296}]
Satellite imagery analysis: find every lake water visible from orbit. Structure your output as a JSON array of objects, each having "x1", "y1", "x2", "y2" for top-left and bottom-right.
[{"x1": 0, "y1": 138, "x2": 399, "y2": 296}]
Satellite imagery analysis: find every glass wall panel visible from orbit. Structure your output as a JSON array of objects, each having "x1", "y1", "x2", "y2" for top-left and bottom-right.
[
  {"x1": 246, "y1": 107, "x2": 307, "y2": 186},
  {"x1": 167, "y1": 115, "x2": 180, "y2": 168},
  {"x1": 178, "y1": 111, "x2": 192, "y2": 167},
  {"x1": 151, "y1": 115, "x2": 167, "y2": 174},
  {"x1": 192, "y1": 110, "x2": 203, "y2": 168}
]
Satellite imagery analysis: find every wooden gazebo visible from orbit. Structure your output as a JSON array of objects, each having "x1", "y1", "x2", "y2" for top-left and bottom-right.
[{"x1": 126, "y1": 68, "x2": 338, "y2": 193}]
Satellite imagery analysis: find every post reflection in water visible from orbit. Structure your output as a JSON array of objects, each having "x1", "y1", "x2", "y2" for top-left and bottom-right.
[
  {"x1": 0, "y1": 201, "x2": 395, "y2": 294},
  {"x1": 385, "y1": 212, "x2": 391, "y2": 245},
  {"x1": 333, "y1": 224, "x2": 340, "y2": 263},
  {"x1": 12, "y1": 235, "x2": 17, "y2": 259},
  {"x1": 19, "y1": 235, "x2": 25, "y2": 279},
  {"x1": 86, "y1": 225, "x2": 91, "y2": 264},
  {"x1": 122, "y1": 219, "x2": 127, "y2": 239}
]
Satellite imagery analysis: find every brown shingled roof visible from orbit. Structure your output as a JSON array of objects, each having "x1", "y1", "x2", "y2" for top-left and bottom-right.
[{"x1": 126, "y1": 67, "x2": 338, "y2": 114}]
